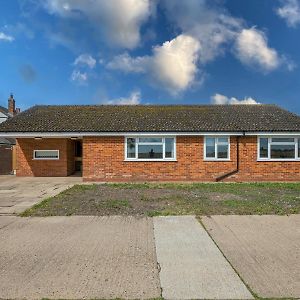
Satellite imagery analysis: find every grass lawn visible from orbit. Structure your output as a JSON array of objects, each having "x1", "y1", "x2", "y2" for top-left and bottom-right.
[{"x1": 21, "y1": 182, "x2": 300, "y2": 217}]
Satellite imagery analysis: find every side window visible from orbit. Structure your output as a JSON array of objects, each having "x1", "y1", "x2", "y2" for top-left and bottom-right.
[
  {"x1": 205, "y1": 137, "x2": 229, "y2": 160},
  {"x1": 34, "y1": 150, "x2": 59, "y2": 160},
  {"x1": 258, "y1": 137, "x2": 298, "y2": 160}
]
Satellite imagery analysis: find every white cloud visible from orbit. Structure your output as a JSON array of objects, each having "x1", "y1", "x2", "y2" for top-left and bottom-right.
[
  {"x1": 104, "y1": 90, "x2": 141, "y2": 105},
  {"x1": 211, "y1": 93, "x2": 260, "y2": 105},
  {"x1": 161, "y1": 1, "x2": 293, "y2": 74},
  {"x1": 107, "y1": 52, "x2": 148, "y2": 73},
  {"x1": 107, "y1": 34, "x2": 201, "y2": 94},
  {"x1": 74, "y1": 54, "x2": 96, "y2": 69},
  {"x1": 150, "y1": 34, "x2": 201, "y2": 92},
  {"x1": 234, "y1": 28, "x2": 281, "y2": 72},
  {"x1": 42, "y1": 0, "x2": 154, "y2": 49},
  {"x1": 211, "y1": 93, "x2": 229, "y2": 105},
  {"x1": 229, "y1": 97, "x2": 259, "y2": 105},
  {"x1": 161, "y1": 0, "x2": 242, "y2": 63},
  {"x1": 70, "y1": 70, "x2": 88, "y2": 85},
  {"x1": 0, "y1": 32, "x2": 14, "y2": 42},
  {"x1": 276, "y1": 0, "x2": 300, "y2": 27}
]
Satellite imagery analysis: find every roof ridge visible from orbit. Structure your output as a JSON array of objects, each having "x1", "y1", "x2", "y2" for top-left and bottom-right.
[{"x1": 32, "y1": 104, "x2": 276, "y2": 107}]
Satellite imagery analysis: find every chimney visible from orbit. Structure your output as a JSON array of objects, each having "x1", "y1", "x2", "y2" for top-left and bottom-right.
[{"x1": 8, "y1": 94, "x2": 20, "y2": 116}]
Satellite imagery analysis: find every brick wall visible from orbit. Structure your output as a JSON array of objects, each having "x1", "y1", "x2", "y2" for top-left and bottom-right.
[
  {"x1": 83, "y1": 136, "x2": 300, "y2": 182},
  {"x1": 16, "y1": 136, "x2": 300, "y2": 181},
  {"x1": 16, "y1": 138, "x2": 75, "y2": 177},
  {"x1": 0, "y1": 145, "x2": 12, "y2": 175},
  {"x1": 226, "y1": 136, "x2": 300, "y2": 182}
]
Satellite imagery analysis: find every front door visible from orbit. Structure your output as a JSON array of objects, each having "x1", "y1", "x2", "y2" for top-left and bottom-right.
[{"x1": 74, "y1": 140, "x2": 82, "y2": 173}]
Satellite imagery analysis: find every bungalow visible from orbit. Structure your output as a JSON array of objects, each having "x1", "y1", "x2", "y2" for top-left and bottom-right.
[{"x1": 0, "y1": 104, "x2": 299, "y2": 182}]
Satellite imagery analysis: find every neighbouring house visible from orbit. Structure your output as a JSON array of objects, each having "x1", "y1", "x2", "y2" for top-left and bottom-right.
[
  {"x1": 0, "y1": 94, "x2": 20, "y2": 175},
  {"x1": 0, "y1": 104, "x2": 299, "y2": 182}
]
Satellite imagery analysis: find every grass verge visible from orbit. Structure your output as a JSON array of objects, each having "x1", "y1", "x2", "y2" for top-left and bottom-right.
[{"x1": 20, "y1": 182, "x2": 300, "y2": 217}]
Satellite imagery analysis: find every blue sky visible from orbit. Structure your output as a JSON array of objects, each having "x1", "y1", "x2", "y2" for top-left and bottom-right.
[{"x1": 0, "y1": 0, "x2": 300, "y2": 114}]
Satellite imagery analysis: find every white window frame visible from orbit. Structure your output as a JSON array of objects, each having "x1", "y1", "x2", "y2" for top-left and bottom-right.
[
  {"x1": 204, "y1": 136, "x2": 230, "y2": 161},
  {"x1": 124, "y1": 136, "x2": 176, "y2": 161},
  {"x1": 257, "y1": 136, "x2": 300, "y2": 161},
  {"x1": 33, "y1": 150, "x2": 60, "y2": 160}
]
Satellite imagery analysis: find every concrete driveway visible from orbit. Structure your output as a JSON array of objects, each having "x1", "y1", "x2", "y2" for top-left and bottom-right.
[
  {"x1": 0, "y1": 176, "x2": 81, "y2": 215},
  {"x1": 202, "y1": 215, "x2": 300, "y2": 298}
]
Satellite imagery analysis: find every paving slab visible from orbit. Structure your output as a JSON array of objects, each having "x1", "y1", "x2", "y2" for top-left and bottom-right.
[
  {"x1": 153, "y1": 216, "x2": 253, "y2": 300},
  {"x1": 0, "y1": 176, "x2": 81, "y2": 214},
  {"x1": 202, "y1": 215, "x2": 300, "y2": 298},
  {"x1": 0, "y1": 216, "x2": 18, "y2": 229},
  {"x1": 0, "y1": 216, "x2": 161, "y2": 300}
]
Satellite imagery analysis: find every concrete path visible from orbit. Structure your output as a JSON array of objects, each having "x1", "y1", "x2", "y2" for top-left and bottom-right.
[
  {"x1": 0, "y1": 216, "x2": 161, "y2": 300},
  {"x1": 153, "y1": 216, "x2": 253, "y2": 300},
  {"x1": 202, "y1": 215, "x2": 300, "y2": 298},
  {"x1": 0, "y1": 176, "x2": 81, "y2": 214}
]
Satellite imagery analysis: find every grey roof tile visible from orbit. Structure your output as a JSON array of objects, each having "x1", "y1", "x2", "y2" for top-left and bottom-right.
[{"x1": 0, "y1": 104, "x2": 299, "y2": 133}]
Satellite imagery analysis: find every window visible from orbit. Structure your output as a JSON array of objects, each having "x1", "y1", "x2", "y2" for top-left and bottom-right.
[
  {"x1": 258, "y1": 137, "x2": 300, "y2": 160},
  {"x1": 204, "y1": 137, "x2": 230, "y2": 160},
  {"x1": 33, "y1": 150, "x2": 59, "y2": 160},
  {"x1": 125, "y1": 137, "x2": 176, "y2": 160}
]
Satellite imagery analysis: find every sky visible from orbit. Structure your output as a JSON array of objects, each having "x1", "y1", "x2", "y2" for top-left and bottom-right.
[{"x1": 0, "y1": 0, "x2": 300, "y2": 114}]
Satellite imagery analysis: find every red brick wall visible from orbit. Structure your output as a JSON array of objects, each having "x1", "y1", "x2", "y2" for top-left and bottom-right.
[
  {"x1": 83, "y1": 136, "x2": 300, "y2": 182},
  {"x1": 16, "y1": 136, "x2": 300, "y2": 181},
  {"x1": 83, "y1": 136, "x2": 238, "y2": 182},
  {"x1": 0, "y1": 145, "x2": 12, "y2": 175},
  {"x1": 16, "y1": 138, "x2": 75, "y2": 177},
  {"x1": 226, "y1": 136, "x2": 300, "y2": 182}
]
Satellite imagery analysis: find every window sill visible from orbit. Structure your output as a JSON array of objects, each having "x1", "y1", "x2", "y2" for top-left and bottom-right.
[
  {"x1": 32, "y1": 158, "x2": 59, "y2": 160},
  {"x1": 124, "y1": 159, "x2": 177, "y2": 162},
  {"x1": 204, "y1": 159, "x2": 231, "y2": 162},
  {"x1": 257, "y1": 159, "x2": 300, "y2": 162}
]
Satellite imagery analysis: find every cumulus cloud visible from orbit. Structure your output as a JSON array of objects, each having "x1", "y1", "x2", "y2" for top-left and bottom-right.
[
  {"x1": 107, "y1": 0, "x2": 292, "y2": 96},
  {"x1": 211, "y1": 93, "x2": 260, "y2": 105},
  {"x1": 276, "y1": 0, "x2": 300, "y2": 27},
  {"x1": 42, "y1": 0, "x2": 154, "y2": 49},
  {"x1": 107, "y1": 34, "x2": 201, "y2": 94},
  {"x1": 161, "y1": 1, "x2": 293, "y2": 74},
  {"x1": 234, "y1": 28, "x2": 281, "y2": 72},
  {"x1": 74, "y1": 54, "x2": 96, "y2": 69},
  {"x1": 104, "y1": 90, "x2": 141, "y2": 105},
  {"x1": 150, "y1": 34, "x2": 201, "y2": 92},
  {"x1": 0, "y1": 32, "x2": 14, "y2": 42},
  {"x1": 161, "y1": 0, "x2": 242, "y2": 63},
  {"x1": 70, "y1": 70, "x2": 88, "y2": 85},
  {"x1": 107, "y1": 52, "x2": 148, "y2": 73},
  {"x1": 19, "y1": 64, "x2": 37, "y2": 83}
]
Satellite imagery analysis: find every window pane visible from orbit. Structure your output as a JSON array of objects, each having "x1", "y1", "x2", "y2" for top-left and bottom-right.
[
  {"x1": 35, "y1": 150, "x2": 59, "y2": 159},
  {"x1": 270, "y1": 145, "x2": 295, "y2": 159},
  {"x1": 165, "y1": 138, "x2": 175, "y2": 158},
  {"x1": 217, "y1": 137, "x2": 229, "y2": 144},
  {"x1": 271, "y1": 138, "x2": 294, "y2": 143},
  {"x1": 138, "y1": 138, "x2": 162, "y2": 143},
  {"x1": 127, "y1": 138, "x2": 136, "y2": 158},
  {"x1": 298, "y1": 139, "x2": 300, "y2": 158},
  {"x1": 138, "y1": 145, "x2": 163, "y2": 159},
  {"x1": 217, "y1": 144, "x2": 228, "y2": 159},
  {"x1": 259, "y1": 138, "x2": 268, "y2": 158},
  {"x1": 206, "y1": 138, "x2": 215, "y2": 158}
]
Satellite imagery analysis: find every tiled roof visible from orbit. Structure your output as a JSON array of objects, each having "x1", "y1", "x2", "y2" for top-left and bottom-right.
[
  {"x1": 0, "y1": 104, "x2": 299, "y2": 133},
  {"x1": 0, "y1": 106, "x2": 8, "y2": 115}
]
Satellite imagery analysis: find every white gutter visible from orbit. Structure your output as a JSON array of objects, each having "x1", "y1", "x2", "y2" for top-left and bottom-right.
[
  {"x1": 0, "y1": 131, "x2": 245, "y2": 138},
  {"x1": 244, "y1": 132, "x2": 300, "y2": 136},
  {"x1": 1, "y1": 131, "x2": 299, "y2": 138}
]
